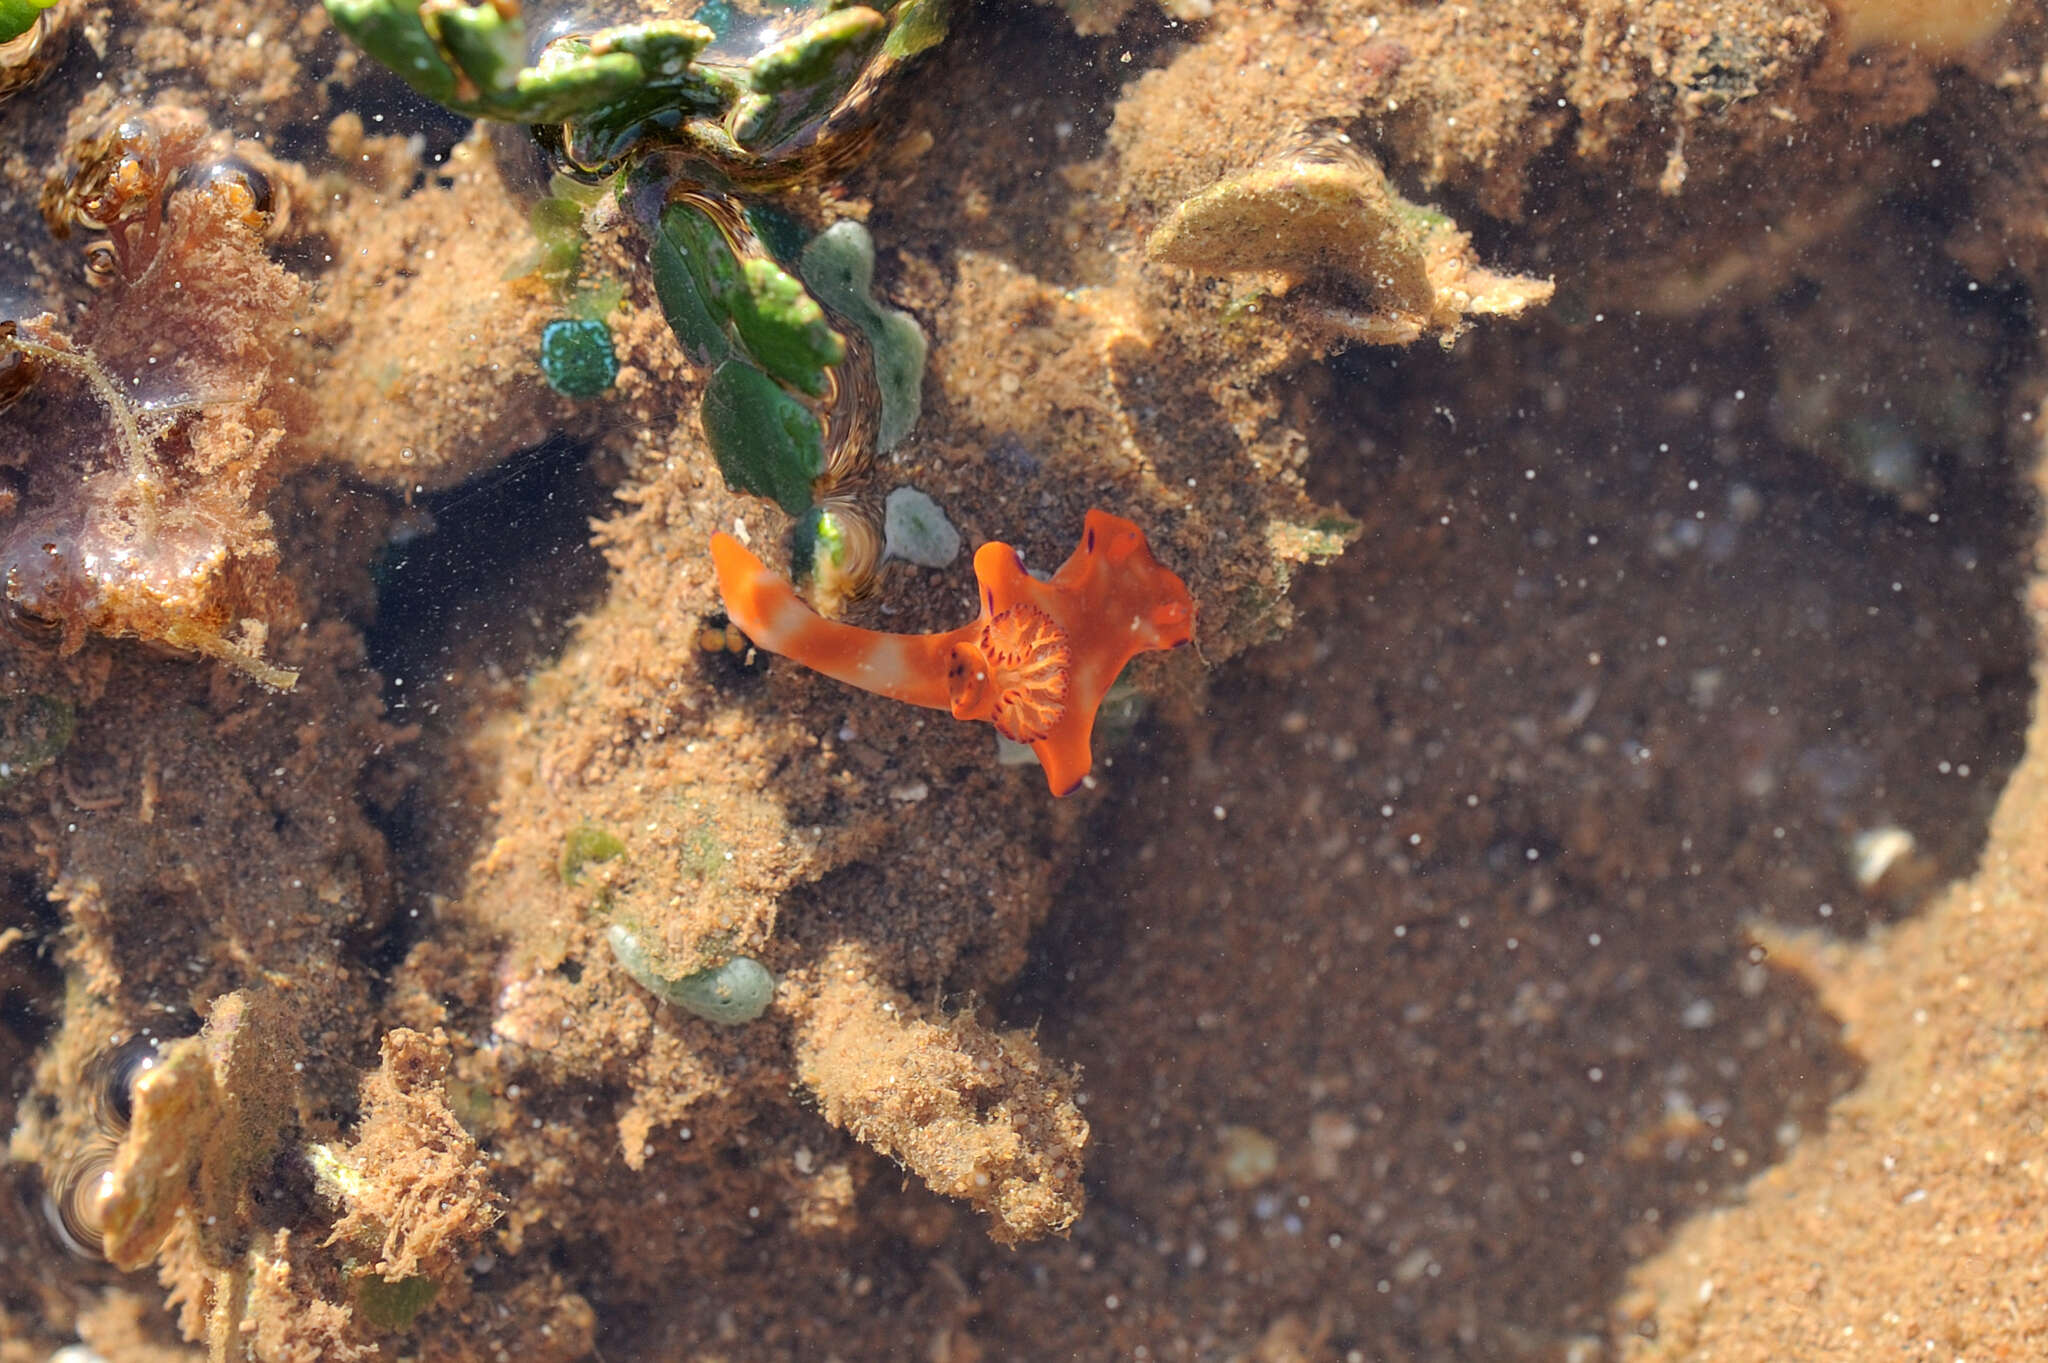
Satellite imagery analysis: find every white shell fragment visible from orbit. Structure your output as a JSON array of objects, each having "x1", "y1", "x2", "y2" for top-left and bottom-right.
[
  {"x1": 1850, "y1": 825, "x2": 1921, "y2": 893},
  {"x1": 882, "y1": 486, "x2": 961, "y2": 568}
]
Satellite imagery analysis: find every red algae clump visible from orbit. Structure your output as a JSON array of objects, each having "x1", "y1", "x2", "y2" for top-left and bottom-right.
[{"x1": 4, "y1": 109, "x2": 306, "y2": 688}]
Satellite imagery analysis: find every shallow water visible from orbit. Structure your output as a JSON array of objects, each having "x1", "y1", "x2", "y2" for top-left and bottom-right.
[{"x1": 2, "y1": 2, "x2": 2044, "y2": 1361}]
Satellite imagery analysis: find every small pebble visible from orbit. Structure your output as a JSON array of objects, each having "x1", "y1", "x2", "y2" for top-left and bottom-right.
[{"x1": 882, "y1": 486, "x2": 961, "y2": 567}]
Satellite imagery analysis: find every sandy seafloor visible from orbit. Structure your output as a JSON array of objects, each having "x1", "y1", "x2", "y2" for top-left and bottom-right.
[{"x1": 6, "y1": 0, "x2": 2048, "y2": 1360}]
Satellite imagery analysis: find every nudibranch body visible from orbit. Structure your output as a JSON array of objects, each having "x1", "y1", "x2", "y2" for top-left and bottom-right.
[{"x1": 711, "y1": 509, "x2": 1195, "y2": 795}]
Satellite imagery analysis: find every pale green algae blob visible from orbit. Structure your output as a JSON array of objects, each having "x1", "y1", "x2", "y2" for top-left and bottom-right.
[
  {"x1": 558, "y1": 823, "x2": 626, "y2": 885},
  {"x1": 539, "y1": 318, "x2": 618, "y2": 398},
  {"x1": 800, "y1": 220, "x2": 927, "y2": 452},
  {"x1": 0, "y1": 693, "x2": 75, "y2": 790},
  {"x1": 355, "y1": 1273, "x2": 440, "y2": 1331},
  {"x1": 606, "y1": 923, "x2": 774, "y2": 1024}
]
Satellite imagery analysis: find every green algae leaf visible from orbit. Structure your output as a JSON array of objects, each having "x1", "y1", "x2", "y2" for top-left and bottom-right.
[
  {"x1": 731, "y1": 255, "x2": 844, "y2": 397},
  {"x1": 324, "y1": 0, "x2": 463, "y2": 107},
  {"x1": 434, "y1": 0, "x2": 526, "y2": 99},
  {"x1": 572, "y1": 276, "x2": 627, "y2": 322},
  {"x1": 743, "y1": 201, "x2": 809, "y2": 268},
  {"x1": 732, "y1": 6, "x2": 886, "y2": 147},
  {"x1": 801, "y1": 220, "x2": 926, "y2": 450},
  {"x1": 702, "y1": 359, "x2": 824, "y2": 514},
  {"x1": 746, "y1": 7, "x2": 886, "y2": 94},
  {"x1": 325, "y1": 1, "x2": 724, "y2": 161},
  {"x1": 522, "y1": 195, "x2": 587, "y2": 286},
  {"x1": 649, "y1": 201, "x2": 739, "y2": 365},
  {"x1": 509, "y1": 42, "x2": 645, "y2": 124},
  {"x1": 884, "y1": 0, "x2": 949, "y2": 59},
  {"x1": 647, "y1": 195, "x2": 845, "y2": 392},
  {"x1": 0, "y1": 0, "x2": 57, "y2": 45},
  {"x1": 592, "y1": 19, "x2": 715, "y2": 73},
  {"x1": 552, "y1": 22, "x2": 735, "y2": 169}
]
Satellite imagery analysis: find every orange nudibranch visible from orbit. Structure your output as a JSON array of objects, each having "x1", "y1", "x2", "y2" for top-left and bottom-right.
[{"x1": 710, "y1": 509, "x2": 1196, "y2": 796}]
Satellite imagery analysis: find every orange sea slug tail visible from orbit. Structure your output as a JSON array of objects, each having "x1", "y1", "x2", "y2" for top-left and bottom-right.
[
  {"x1": 710, "y1": 533, "x2": 790, "y2": 640},
  {"x1": 709, "y1": 532, "x2": 957, "y2": 711}
]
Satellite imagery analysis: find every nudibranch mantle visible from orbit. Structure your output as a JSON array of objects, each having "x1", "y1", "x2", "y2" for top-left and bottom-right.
[{"x1": 711, "y1": 509, "x2": 1195, "y2": 795}]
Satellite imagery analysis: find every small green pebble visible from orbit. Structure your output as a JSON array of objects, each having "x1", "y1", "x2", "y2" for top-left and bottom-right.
[
  {"x1": 882, "y1": 486, "x2": 959, "y2": 567},
  {"x1": 559, "y1": 823, "x2": 626, "y2": 884},
  {"x1": 539, "y1": 318, "x2": 618, "y2": 398},
  {"x1": 607, "y1": 923, "x2": 775, "y2": 1024}
]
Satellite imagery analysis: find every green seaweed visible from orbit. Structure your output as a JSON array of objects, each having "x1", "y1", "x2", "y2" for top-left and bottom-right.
[
  {"x1": 570, "y1": 277, "x2": 627, "y2": 324},
  {"x1": 518, "y1": 173, "x2": 612, "y2": 287},
  {"x1": 322, "y1": 1, "x2": 723, "y2": 135},
  {"x1": 788, "y1": 502, "x2": 843, "y2": 582},
  {"x1": 326, "y1": 0, "x2": 950, "y2": 173},
  {"x1": 730, "y1": 254, "x2": 844, "y2": 397},
  {"x1": 743, "y1": 201, "x2": 810, "y2": 268},
  {"x1": 649, "y1": 201, "x2": 742, "y2": 366},
  {"x1": 701, "y1": 359, "x2": 826, "y2": 515},
  {"x1": 648, "y1": 200, "x2": 843, "y2": 394},
  {"x1": 732, "y1": 7, "x2": 888, "y2": 149},
  {"x1": 884, "y1": 0, "x2": 950, "y2": 59},
  {"x1": 554, "y1": 26, "x2": 739, "y2": 171},
  {"x1": 0, "y1": 0, "x2": 57, "y2": 46}
]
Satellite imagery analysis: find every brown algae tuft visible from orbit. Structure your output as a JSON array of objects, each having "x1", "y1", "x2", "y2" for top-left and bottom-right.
[
  {"x1": 3, "y1": 108, "x2": 308, "y2": 688},
  {"x1": 1824, "y1": 0, "x2": 2013, "y2": 54}
]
